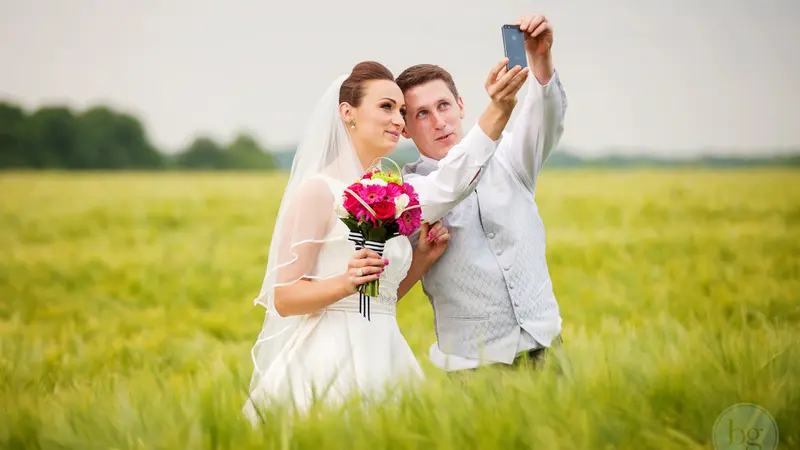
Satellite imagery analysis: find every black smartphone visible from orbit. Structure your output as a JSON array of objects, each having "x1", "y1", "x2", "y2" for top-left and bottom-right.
[{"x1": 501, "y1": 24, "x2": 528, "y2": 71}]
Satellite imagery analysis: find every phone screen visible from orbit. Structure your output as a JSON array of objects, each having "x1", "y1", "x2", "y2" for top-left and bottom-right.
[{"x1": 502, "y1": 25, "x2": 528, "y2": 70}]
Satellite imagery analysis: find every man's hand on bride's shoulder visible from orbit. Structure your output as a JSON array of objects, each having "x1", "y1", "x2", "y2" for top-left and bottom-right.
[{"x1": 416, "y1": 221, "x2": 451, "y2": 263}]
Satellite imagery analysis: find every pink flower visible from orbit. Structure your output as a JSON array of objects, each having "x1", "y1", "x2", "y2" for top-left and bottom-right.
[
  {"x1": 346, "y1": 200, "x2": 370, "y2": 222},
  {"x1": 343, "y1": 184, "x2": 365, "y2": 214},
  {"x1": 406, "y1": 188, "x2": 420, "y2": 208},
  {"x1": 395, "y1": 184, "x2": 422, "y2": 235},
  {"x1": 382, "y1": 182, "x2": 402, "y2": 202},
  {"x1": 363, "y1": 184, "x2": 385, "y2": 205},
  {"x1": 361, "y1": 210, "x2": 378, "y2": 226},
  {"x1": 398, "y1": 206, "x2": 421, "y2": 236},
  {"x1": 402, "y1": 182, "x2": 420, "y2": 205}
]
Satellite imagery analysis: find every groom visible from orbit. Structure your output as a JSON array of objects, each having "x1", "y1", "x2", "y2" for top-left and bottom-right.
[{"x1": 399, "y1": 14, "x2": 568, "y2": 372}]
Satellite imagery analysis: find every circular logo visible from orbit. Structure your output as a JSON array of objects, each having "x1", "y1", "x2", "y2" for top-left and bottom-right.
[{"x1": 712, "y1": 403, "x2": 779, "y2": 450}]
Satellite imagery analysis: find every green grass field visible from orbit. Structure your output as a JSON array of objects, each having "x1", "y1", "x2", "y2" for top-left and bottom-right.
[{"x1": 1, "y1": 169, "x2": 798, "y2": 449}]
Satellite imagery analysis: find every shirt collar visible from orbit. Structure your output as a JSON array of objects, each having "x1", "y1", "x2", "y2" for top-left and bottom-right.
[{"x1": 418, "y1": 152, "x2": 440, "y2": 168}]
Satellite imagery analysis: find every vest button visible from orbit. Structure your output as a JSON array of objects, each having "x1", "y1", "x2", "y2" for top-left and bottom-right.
[{"x1": 487, "y1": 232, "x2": 495, "y2": 239}]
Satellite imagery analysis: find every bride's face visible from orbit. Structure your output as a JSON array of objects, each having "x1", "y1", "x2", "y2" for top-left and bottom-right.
[{"x1": 346, "y1": 80, "x2": 407, "y2": 156}]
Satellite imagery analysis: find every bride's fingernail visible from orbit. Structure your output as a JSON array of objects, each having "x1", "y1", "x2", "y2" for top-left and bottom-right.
[{"x1": 384, "y1": 259, "x2": 389, "y2": 265}]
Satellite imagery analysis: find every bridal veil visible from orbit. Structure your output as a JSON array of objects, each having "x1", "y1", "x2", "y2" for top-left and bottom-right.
[{"x1": 246, "y1": 74, "x2": 365, "y2": 403}]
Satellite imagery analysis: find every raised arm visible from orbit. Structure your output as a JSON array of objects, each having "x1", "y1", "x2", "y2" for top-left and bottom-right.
[
  {"x1": 405, "y1": 59, "x2": 530, "y2": 223},
  {"x1": 498, "y1": 14, "x2": 567, "y2": 192}
]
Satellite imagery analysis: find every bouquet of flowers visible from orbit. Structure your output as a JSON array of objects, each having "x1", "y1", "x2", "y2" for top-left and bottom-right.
[{"x1": 335, "y1": 159, "x2": 423, "y2": 319}]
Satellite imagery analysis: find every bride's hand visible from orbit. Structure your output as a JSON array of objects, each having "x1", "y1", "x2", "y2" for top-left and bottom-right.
[
  {"x1": 416, "y1": 221, "x2": 451, "y2": 262},
  {"x1": 341, "y1": 248, "x2": 388, "y2": 293}
]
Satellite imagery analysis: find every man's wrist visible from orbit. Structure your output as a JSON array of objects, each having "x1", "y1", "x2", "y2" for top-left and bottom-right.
[
  {"x1": 491, "y1": 98, "x2": 517, "y2": 116},
  {"x1": 478, "y1": 101, "x2": 514, "y2": 141},
  {"x1": 528, "y1": 52, "x2": 555, "y2": 86}
]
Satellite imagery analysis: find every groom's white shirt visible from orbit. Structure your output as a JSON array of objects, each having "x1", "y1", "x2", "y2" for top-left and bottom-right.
[{"x1": 403, "y1": 71, "x2": 568, "y2": 371}]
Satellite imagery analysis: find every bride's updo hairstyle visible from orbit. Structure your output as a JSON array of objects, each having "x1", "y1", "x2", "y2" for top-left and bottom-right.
[{"x1": 339, "y1": 61, "x2": 395, "y2": 107}]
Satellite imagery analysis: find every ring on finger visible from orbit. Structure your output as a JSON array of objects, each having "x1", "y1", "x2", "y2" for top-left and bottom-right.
[{"x1": 357, "y1": 268, "x2": 363, "y2": 277}]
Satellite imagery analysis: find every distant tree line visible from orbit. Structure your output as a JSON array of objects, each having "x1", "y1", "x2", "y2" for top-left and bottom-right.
[
  {"x1": 3, "y1": 100, "x2": 797, "y2": 172},
  {"x1": 0, "y1": 101, "x2": 275, "y2": 170}
]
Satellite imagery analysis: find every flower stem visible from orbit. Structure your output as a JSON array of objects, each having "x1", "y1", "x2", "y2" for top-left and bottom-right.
[{"x1": 364, "y1": 279, "x2": 380, "y2": 297}]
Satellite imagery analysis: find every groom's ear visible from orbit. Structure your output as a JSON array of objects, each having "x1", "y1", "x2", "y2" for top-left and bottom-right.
[{"x1": 457, "y1": 96, "x2": 465, "y2": 120}]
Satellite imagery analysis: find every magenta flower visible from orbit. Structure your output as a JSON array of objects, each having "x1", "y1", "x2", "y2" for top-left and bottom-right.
[
  {"x1": 364, "y1": 184, "x2": 386, "y2": 204},
  {"x1": 398, "y1": 207, "x2": 422, "y2": 236},
  {"x1": 383, "y1": 182, "x2": 402, "y2": 201},
  {"x1": 343, "y1": 184, "x2": 366, "y2": 215}
]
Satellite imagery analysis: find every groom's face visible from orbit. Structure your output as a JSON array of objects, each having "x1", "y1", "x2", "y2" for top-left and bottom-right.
[{"x1": 401, "y1": 79, "x2": 465, "y2": 161}]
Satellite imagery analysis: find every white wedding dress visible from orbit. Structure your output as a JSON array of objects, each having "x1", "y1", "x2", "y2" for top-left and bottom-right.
[{"x1": 243, "y1": 174, "x2": 423, "y2": 421}]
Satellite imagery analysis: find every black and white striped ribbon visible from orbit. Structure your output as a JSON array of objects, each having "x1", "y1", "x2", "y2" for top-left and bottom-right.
[{"x1": 347, "y1": 231, "x2": 385, "y2": 321}]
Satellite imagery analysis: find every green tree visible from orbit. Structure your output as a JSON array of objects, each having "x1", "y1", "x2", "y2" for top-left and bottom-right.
[
  {"x1": 76, "y1": 106, "x2": 163, "y2": 169},
  {"x1": 0, "y1": 102, "x2": 28, "y2": 168},
  {"x1": 225, "y1": 132, "x2": 275, "y2": 170},
  {"x1": 25, "y1": 106, "x2": 79, "y2": 168},
  {"x1": 175, "y1": 136, "x2": 226, "y2": 169}
]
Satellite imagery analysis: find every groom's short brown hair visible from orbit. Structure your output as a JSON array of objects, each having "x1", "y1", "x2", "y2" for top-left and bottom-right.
[{"x1": 396, "y1": 64, "x2": 459, "y2": 100}]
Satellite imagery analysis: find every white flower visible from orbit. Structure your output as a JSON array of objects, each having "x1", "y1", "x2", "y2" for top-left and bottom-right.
[
  {"x1": 360, "y1": 178, "x2": 388, "y2": 187},
  {"x1": 394, "y1": 194, "x2": 409, "y2": 219},
  {"x1": 335, "y1": 194, "x2": 349, "y2": 217}
]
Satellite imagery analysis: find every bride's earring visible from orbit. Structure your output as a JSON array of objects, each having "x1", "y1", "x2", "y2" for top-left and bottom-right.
[{"x1": 349, "y1": 119, "x2": 356, "y2": 129}]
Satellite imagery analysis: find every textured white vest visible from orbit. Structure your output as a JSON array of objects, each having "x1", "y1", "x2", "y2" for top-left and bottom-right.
[{"x1": 405, "y1": 155, "x2": 562, "y2": 365}]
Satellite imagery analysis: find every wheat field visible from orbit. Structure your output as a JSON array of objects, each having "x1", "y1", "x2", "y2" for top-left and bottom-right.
[{"x1": 1, "y1": 168, "x2": 798, "y2": 449}]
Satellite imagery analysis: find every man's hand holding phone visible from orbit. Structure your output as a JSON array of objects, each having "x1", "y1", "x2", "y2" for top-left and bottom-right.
[
  {"x1": 476, "y1": 58, "x2": 529, "y2": 141},
  {"x1": 513, "y1": 14, "x2": 555, "y2": 85},
  {"x1": 487, "y1": 58, "x2": 529, "y2": 112},
  {"x1": 515, "y1": 14, "x2": 553, "y2": 57}
]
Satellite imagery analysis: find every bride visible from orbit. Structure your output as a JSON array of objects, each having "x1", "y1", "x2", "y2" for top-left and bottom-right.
[{"x1": 243, "y1": 59, "x2": 529, "y2": 421}]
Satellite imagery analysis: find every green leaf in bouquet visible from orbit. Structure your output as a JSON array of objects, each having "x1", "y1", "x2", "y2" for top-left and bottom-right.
[
  {"x1": 367, "y1": 225, "x2": 389, "y2": 243},
  {"x1": 339, "y1": 217, "x2": 361, "y2": 233}
]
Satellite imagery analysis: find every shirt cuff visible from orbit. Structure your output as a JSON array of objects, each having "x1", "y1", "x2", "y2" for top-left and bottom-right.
[{"x1": 527, "y1": 69, "x2": 561, "y2": 101}]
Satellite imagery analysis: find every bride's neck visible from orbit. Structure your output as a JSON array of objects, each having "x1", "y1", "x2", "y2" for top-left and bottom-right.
[{"x1": 352, "y1": 140, "x2": 382, "y2": 172}]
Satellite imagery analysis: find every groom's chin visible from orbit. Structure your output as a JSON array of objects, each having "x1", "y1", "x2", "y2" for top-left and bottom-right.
[{"x1": 431, "y1": 138, "x2": 459, "y2": 158}]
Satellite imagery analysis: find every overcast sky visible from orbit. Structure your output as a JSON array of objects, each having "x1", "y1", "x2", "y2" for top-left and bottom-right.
[{"x1": 1, "y1": 0, "x2": 798, "y2": 156}]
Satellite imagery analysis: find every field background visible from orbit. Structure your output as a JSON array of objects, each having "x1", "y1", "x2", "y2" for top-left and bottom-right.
[{"x1": 1, "y1": 168, "x2": 798, "y2": 449}]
